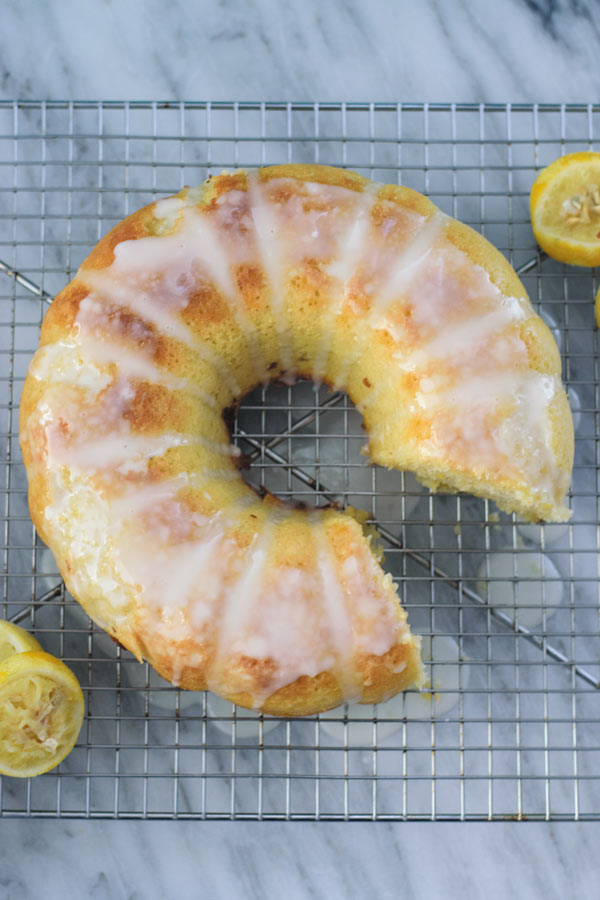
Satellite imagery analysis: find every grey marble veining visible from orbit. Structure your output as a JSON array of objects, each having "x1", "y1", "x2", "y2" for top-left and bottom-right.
[
  {"x1": 1, "y1": 0, "x2": 599, "y2": 103},
  {"x1": 2, "y1": 1, "x2": 600, "y2": 898},
  {"x1": 1, "y1": 821, "x2": 600, "y2": 899}
]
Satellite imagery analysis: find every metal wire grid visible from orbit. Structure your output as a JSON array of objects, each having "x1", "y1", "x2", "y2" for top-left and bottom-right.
[{"x1": 0, "y1": 101, "x2": 598, "y2": 821}]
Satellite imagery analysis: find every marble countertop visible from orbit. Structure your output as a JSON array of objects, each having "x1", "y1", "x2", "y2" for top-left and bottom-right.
[
  {"x1": 1, "y1": 820, "x2": 598, "y2": 899},
  {"x1": 1, "y1": 1, "x2": 600, "y2": 898},
  {"x1": 4, "y1": 0, "x2": 600, "y2": 104}
]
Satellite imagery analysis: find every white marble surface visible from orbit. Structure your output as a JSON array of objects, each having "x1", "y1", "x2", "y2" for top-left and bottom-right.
[
  {"x1": 2, "y1": 0, "x2": 600, "y2": 103},
  {"x1": 2, "y1": 1, "x2": 600, "y2": 898},
  {"x1": 0, "y1": 821, "x2": 599, "y2": 899}
]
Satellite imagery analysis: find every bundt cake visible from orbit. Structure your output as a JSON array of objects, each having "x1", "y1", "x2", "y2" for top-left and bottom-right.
[{"x1": 19, "y1": 164, "x2": 573, "y2": 716}]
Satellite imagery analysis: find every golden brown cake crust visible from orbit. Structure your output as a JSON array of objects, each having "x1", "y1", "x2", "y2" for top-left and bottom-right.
[{"x1": 20, "y1": 165, "x2": 573, "y2": 716}]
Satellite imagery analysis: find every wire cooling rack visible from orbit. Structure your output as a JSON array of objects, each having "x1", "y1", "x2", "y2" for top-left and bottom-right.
[{"x1": 0, "y1": 101, "x2": 599, "y2": 821}]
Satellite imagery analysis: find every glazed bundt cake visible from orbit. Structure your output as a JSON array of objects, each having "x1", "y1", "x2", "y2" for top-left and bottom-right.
[{"x1": 19, "y1": 165, "x2": 573, "y2": 716}]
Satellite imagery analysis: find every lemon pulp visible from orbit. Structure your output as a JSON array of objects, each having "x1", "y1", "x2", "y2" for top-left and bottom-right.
[{"x1": 0, "y1": 651, "x2": 84, "y2": 777}]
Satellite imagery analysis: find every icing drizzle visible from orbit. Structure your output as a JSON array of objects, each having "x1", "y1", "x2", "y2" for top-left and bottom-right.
[{"x1": 23, "y1": 169, "x2": 570, "y2": 709}]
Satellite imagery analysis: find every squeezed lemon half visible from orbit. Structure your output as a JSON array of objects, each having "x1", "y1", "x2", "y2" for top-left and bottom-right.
[
  {"x1": 530, "y1": 152, "x2": 600, "y2": 267},
  {"x1": 0, "y1": 619, "x2": 42, "y2": 662},
  {"x1": 0, "y1": 650, "x2": 84, "y2": 778}
]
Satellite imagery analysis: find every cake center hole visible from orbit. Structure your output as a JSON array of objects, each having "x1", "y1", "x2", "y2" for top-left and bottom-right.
[{"x1": 232, "y1": 379, "x2": 365, "y2": 510}]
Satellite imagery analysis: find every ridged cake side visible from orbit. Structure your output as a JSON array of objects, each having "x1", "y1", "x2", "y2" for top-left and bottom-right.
[{"x1": 19, "y1": 164, "x2": 573, "y2": 715}]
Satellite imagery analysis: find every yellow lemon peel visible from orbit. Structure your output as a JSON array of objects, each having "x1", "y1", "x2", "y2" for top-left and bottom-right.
[
  {"x1": 0, "y1": 620, "x2": 42, "y2": 663},
  {"x1": 530, "y1": 152, "x2": 600, "y2": 267}
]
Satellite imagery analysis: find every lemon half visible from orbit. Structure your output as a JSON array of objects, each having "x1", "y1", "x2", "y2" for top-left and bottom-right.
[
  {"x1": 0, "y1": 620, "x2": 42, "y2": 663},
  {"x1": 530, "y1": 152, "x2": 600, "y2": 267},
  {"x1": 0, "y1": 650, "x2": 84, "y2": 778}
]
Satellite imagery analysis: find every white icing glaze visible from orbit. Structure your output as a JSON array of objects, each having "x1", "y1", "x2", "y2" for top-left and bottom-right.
[
  {"x1": 34, "y1": 371, "x2": 237, "y2": 477},
  {"x1": 80, "y1": 267, "x2": 242, "y2": 397},
  {"x1": 371, "y1": 209, "x2": 449, "y2": 311},
  {"x1": 261, "y1": 177, "x2": 369, "y2": 269},
  {"x1": 126, "y1": 529, "x2": 228, "y2": 624},
  {"x1": 246, "y1": 171, "x2": 294, "y2": 373},
  {"x1": 368, "y1": 367, "x2": 559, "y2": 498},
  {"x1": 322, "y1": 183, "x2": 380, "y2": 284},
  {"x1": 390, "y1": 301, "x2": 527, "y2": 371},
  {"x1": 206, "y1": 509, "x2": 387, "y2": 707},
  {"x1": 314, "y1": 516, "x2": 361, "y2": 702},
  {"x1": 339, "y1": 552, "x2": 408, "y2": 656},
  {"x1": 332, "y1": 209, "x2": 445, "y2": 390},
  {"x1": 47, "y1": 430, "x2": 239, "y2": 473},
  {"x1": 108, "y1": 474, "x2": 194, "y2": 517},
  {"x1": 168, "y1": 207, "x2": 267, "y2": 383},
  {"x1": 68, "y1": 177, "x2": 563, "y2": 515},
  {"x1": 31, "y1": 342, "x2": 112, "y2": 394},
  {"x1": 313, "y1": 181, "x2": 379, "y2": 380},
  {"x1": 415, "y1": 371, "x2": 551, "y2": 414},
  {"x1": 32, "y1": 337, "x2": 218, "y2": 409},
  {"x1": 25, "y1": 170, "x2": 571, "y2": 712},
  {"x1": 42, "y1": 469, "x2": 133, "y2": 607},
  {"x1": 153, "y1": 196, "x2": 186, "y2": 221},
  {"x1": 206, "y1": 514, "x2": 281, "y2": 701}
]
